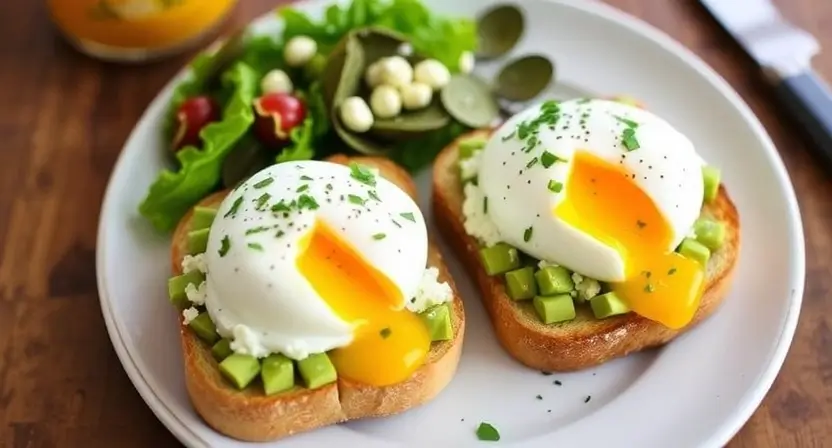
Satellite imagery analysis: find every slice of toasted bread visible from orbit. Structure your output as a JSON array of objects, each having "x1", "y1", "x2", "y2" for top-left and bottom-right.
[
  {"x1": 170, "y1": 155, "x2": 465, "y2": 442},
  {"x1": 432, "y1": 129, "x2": 740, "y2": 372}
]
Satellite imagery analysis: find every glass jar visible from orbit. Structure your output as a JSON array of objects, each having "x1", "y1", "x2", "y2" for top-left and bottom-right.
[{"x1": 47, "y1": 0, "x2": 239, "y2": 63}]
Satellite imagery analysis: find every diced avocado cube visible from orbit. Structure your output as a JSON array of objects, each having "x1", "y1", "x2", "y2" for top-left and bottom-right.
[
  {"x1": 533, "y1": 294, "x2": 576, "y2": 324},
  {"x1": 297, "y1": 353, "x2": 337, "y2": 389},
  {"x1": 188, "y1": 228, "x2": 210, "y2": 255},
  {"x1": 458, "y1": 137, "x2": 487, "y2": 160},
  {"x1": 168, "y1": 271, "x2": 205, "y2": 309},
  {"x1": 693, "y1": 218, "x2": 725, "y2": 251},
  {"x1": 678, "y1": 238, "x2": 711, "y2": 267},
  {"x1": 590, "y1": 292, "x2": 631, "y2": 319},
  {"x1": 191, "y1": 206, "x2": 218, "y2": 232},
  {"x1": 419, "y1": 304, "x2": 453, "y2": 341},
  {"x1": 219, "y1": 353, "x2": 261, "y2": 390},
  {"x1": 261, "y1": 354, "x2": 295, "y2": 396},
  {"x1": 479, "y1": 243, "x2": 521, "y2": 276},
  {"x1": 702, "y1": 166, "x2": 721, "y2": 204},
  {"x1": 535, "y1": 266, "x2": 574, "y2": 296},
  {"x1": 188, "y1": 312, "x2": 219, "y2": 344},
  {"x1": 505, "y1": 267, "x2": 537, "y2": 300},
  {"x1": 211, "y1": 339, "x2": 233, "y2": 362}
]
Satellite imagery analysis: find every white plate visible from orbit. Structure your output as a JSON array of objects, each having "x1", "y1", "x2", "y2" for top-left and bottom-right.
[{"x1": 96, "y1": 0, "x2": 805, "y2": 446}]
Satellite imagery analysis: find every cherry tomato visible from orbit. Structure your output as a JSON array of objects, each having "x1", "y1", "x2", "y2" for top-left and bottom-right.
[
  {"x1": 253, "y1": 93, "x2": 307, "y2": 148},
  {"x1": 173, "y1": 96, "x2": 221, "y2": 151}
]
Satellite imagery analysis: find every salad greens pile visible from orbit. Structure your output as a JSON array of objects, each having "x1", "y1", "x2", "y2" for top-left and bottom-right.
[{"x1": 139, "y1": 0, "x2": 476, "y2": 232}]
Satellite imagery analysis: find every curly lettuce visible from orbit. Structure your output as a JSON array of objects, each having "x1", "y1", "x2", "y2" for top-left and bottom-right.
[{"x1": 139, "y1": 62, "x2": 258, "y2": 232}]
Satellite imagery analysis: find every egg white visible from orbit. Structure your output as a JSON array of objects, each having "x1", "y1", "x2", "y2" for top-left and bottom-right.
[
  {"x1": 477, "y1": 99, "x2": 704, "y2": 282},
  {"x1": 203, "y1": 161, "x2": 428, "y2": 359}
]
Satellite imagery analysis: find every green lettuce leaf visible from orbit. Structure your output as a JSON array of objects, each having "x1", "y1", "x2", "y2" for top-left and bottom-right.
[
  {"x1": 278, "y1": 0, "x2": 476, "y2": 70},
  {"x1": 139, "y1": 62, "x2": 258, "y2": 231}
]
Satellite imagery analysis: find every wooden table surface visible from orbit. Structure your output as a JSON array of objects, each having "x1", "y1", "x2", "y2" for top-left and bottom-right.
[{"x1": 1, "y1": 0, "x2": 830, "y2": 446}]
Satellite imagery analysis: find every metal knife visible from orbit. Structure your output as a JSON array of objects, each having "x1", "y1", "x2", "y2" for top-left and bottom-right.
[{"x1": 700, "y1": 0, "x2": 832, "y2": 167}]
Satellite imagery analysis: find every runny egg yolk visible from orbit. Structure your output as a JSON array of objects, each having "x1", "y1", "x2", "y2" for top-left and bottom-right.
[
  {"x1": 296, "y1": 221, "x2": 430, "y2": 386},
  {"x1": 555, "y1": 152, "x2": 705, "y2": 329}
]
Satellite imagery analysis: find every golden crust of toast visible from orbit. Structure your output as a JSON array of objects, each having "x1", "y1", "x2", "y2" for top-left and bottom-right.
[
  {"x1": 170, "y1": 155, "x2": 465, "y2": 442},
  {"x1": 431, "y1": 129, "x2": 739, "y2": 372}
]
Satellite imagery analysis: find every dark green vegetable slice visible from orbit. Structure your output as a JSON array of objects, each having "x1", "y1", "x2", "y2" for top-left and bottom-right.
[
  {"x1": 476, "y1": 4, "x2": 524, "y2": 60},
  {"x1": 326, "y1": 32, "x2": 390, "y2": 155},
  {"x1": 441, "y1": 75, "x2": 499, "y2": 128},
  {"x1": 495, "y1": 54, "x2": 555, "y2": 102},
  {"x1": 221, "y1": 136, "x2": 273, "y2": 189}
]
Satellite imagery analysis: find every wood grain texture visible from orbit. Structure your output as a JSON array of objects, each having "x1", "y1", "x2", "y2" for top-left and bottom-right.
[{"x1": 0, "y1": 0, "x2": 829, "y2": 446}]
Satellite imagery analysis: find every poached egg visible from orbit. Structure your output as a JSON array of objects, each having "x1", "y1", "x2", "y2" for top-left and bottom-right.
[
  {"x1": 204, "y1": 160, "x2": 431, "y2": 386},
  {"x1": 477, "y1": 99, "x2": 706, "y2": 328}
]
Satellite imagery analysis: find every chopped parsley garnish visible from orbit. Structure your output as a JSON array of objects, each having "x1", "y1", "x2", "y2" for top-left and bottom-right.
[
  {"x1": 514, "y1": 100, "x2": 560, "y2": 152},
  {"x1": 524, "y1": 226, "x2": 533, "y2": 242},
  {"x1": 372, "y1": 233, "x2": 386, "y2": 240},
  {"x1": 400, "y1": 212, "x2": 416, "y2": 222},
  {"x1": 476, "y1": 422, "x2": 500, "y2": 442},
  {"x1": 391, "y1": 219, "x2": 402, "y2": 228},
  {"x1": 349, "y1": 162, "x2": 377, "y2": 186},
  {"x1": 577, "y1": 98, "x2": 592, "y2": 104},
  {"x1": 253, "y1": 177, "x2": 274, "y2": 189},
  {"x1": 622, "y1": 128, "x2": 640, "y2": 151},
  {"x1": 297, "y1": 194, "x2": 319, "y2": 210},
  {"x1": 535, "y1": 395, "x2": 543, "y2": 400},
  {"x1": 271, "y1": 200, "x2": 291, "y2": 213},
  {"x1": 300, "y1": 175, "x2": 313, "y2": 181},
  {"x1": 636, "y1": 220, "x2": 647, "y2": 229},
  {"x1": 296, "y1": 184, "x2": 309, "y2": 193},
  {"x1": 526, "y1": 157, "x2": 539, "y2": 169},
  {"x1": 502, "y1": 130, "x2": 516, "y2": 141},
  {"x1": 483, "y1": 197, "x2": 488, "y2": 214},
  {"x1": 643, "y1": 270, "x2": 652, "y2": 278},
  {"x1": 326, "y1": 183, "x2": 333, "y2": 190},
  {"x1": 584, "y1": 395, "x2": 592, "y2": 403},
  {"x1": 245, "y1": 226, "x2": 271, "y2": 235},
  {"x1": 368, "y1": 190, "x2": 381, "y2": 202},
  {"x1": 348, "y1": 194, "x2": 366, "y2": 206},
  {"x1": 380, "y1": 327, "x2": 392, "y2": 339},
  {"x1": 254, "y1": 193, "x2": 271, "y2": 211},
  {"x1": 547, "y1": 180, "x2": 563, "y2": 193},
  {"x1": 540, "y1": 151, "x2": 564, "y2": 168},
  {"x1": 247, "y1": 242, "x2": 263, "y2": 251},
  {"x1": 554, "y1": 380, "x2": 562, "y2": 386},
  {"x1": 644, "y1": 283, "x2": 654, "y2": 293},
  {"x1": 276, "y1": 230, "x2": 286, "y2": 238},
  {"x1": 218, "y1": 236, "x2": 231, "y2": 257},
  {"x1": 668, "y1": 267, "x2": 677, "y2": 275},
  {"x1": 224, "y1": 196, "x2": 243, "y2": 218},
  {"x1": 614, "y1": 115, "x2": 639, "y2": 128}
]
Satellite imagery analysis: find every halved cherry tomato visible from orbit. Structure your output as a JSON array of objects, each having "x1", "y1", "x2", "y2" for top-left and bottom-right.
[
  {"x1": 173, "y1": 96, "x2": 221, "y2": 151},
  {"x1": 253, "y1": 93, "x2": 307, "y2": 148}
]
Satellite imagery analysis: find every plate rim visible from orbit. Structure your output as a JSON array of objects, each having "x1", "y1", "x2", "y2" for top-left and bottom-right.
[{"x1": 95, "y1": 0, "x2": 806, "y2": 446}]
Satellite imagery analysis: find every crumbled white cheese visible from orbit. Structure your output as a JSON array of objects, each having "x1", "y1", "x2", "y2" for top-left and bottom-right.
[
  {"x1": 538, "y1": 260, "x2": 559, "y2": 269},
  {"x1": 182, "y1": 307, "x2": 199, "y2": 325},
  {"x1": 229, "y1": 324, "x2": 270, "y2": 359},
  {"x1": 572, "y1": 272, "x2": 601, "y2": 301},
  {"x1": 458, "y1": 51, "x2": 475, "y2": 74},
  {"x1": 458, "y1": 149, "x2": 482, "y2": 182},
  {"x1": 407, "y1": 267, "x2": 453, "y2": 313},
  {"x1": 284, "y1": 35, "x2": 317, "y2": 68},
  {"x1": 181, "y1": 254, "x2": 207, "y2": 274},
  {"x1": 185, "y1": 281, "x2": 207, "y2": 306},
  {"x1": 462, "y1": 182, "x2": 502, "y2": 247}
]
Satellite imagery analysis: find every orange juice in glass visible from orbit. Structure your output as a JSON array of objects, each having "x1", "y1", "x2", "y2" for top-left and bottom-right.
[{"x1": 47, "y1": 0, "x2": 238, "y2": 62}]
